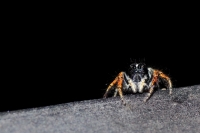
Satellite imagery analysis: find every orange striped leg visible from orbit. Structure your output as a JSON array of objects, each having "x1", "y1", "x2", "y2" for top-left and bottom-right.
[
  {"x1": 103, "y1": 72, "x2": 124, "y2": 98},
  {"x1": 158, "y1": 71, "x2": 172, "y2": 95},
  {"x1": 144, "y1": 87, "x2": 155, "y2": 102},
  {"x1": 116, "y1": 72, "x2": 126, "y2": 105}
]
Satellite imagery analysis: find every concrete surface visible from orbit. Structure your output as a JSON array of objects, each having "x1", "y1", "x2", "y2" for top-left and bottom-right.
[{"x1": 0, "y1": 85, "x2": 200, "y2": 133}]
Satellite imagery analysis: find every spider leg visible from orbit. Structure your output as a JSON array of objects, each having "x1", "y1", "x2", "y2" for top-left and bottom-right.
[
  {"x1": 114, "y1": 79, "x2": 129, "y2": 97},
  {"x1": 113, "y1": 88, "x2": 118, "y2": 97},
  {"x1": 144, "y1": 70, "x2": 159, "y2": 102},
  {"x1": 144, "y1": 86, "x2": 155, "y2": 102},
  {"x1": 144, "y1": 70, "x2": 173, "y2": 102},
  {"x1": 103, "y1": 72, "x2": 124, "y2": 98},
  {"x1": 158, "y1": 71, "x2": 172, "y2": 95},
  {"x1": 103, "y1": 76, "x2": 118, "y2": 98},
  {"x1": 103, "y1": 72, "x2": 126, "y2": 105},
  {"x1": 116, "y1": 72, "x2": 126, "y2": 105},
  {"x1": 123, "y1": 73, "x2": 137, "y2": 93},
  {"x1": 138, "y1": 75, "x2": 148, "y2": 93},
  {"x1": 123, "y1": 74, "x2": 130, "y2": 90}
]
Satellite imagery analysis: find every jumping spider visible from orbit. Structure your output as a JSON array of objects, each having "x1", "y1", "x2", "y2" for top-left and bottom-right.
[{"x1": 103, "y1": 63, "x2": 172, "y2": 104}]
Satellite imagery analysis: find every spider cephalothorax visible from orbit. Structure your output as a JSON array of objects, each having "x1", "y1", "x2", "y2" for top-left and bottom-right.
[
  {"x1": 103, "y1": 63, "x2": 172, "y2": 105},
  {"x1": 129, "y1": 63, "x2": 148, "y2": 82}
]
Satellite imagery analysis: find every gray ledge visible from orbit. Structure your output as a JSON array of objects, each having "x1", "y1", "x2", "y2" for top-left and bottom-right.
[{"x1": 0, "y1": 85, "x2": 200, "y2": 133}]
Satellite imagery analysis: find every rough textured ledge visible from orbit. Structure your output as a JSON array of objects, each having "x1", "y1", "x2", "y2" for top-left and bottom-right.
[{"x1": 0, "y1": 85, "x2": 200, "y2": 133}]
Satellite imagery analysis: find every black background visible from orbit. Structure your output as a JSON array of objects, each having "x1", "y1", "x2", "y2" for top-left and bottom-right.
[{"x1": 1, "y1": 10, "x2": 200, "y2": 112}]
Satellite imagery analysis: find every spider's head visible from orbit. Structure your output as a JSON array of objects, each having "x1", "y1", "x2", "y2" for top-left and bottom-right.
[{"x1": 129, "y1": 63, "x2": 148, "y2": 82}]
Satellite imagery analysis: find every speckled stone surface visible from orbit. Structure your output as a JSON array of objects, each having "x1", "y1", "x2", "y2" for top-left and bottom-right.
[{"x1": 0, "y1": 85, "x2": 200, "y2": 133}]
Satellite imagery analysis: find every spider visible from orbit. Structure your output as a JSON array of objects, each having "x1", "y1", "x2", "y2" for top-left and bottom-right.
[{"x1": 103, "y1": 62, "x2": 172, "y2": 105}]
